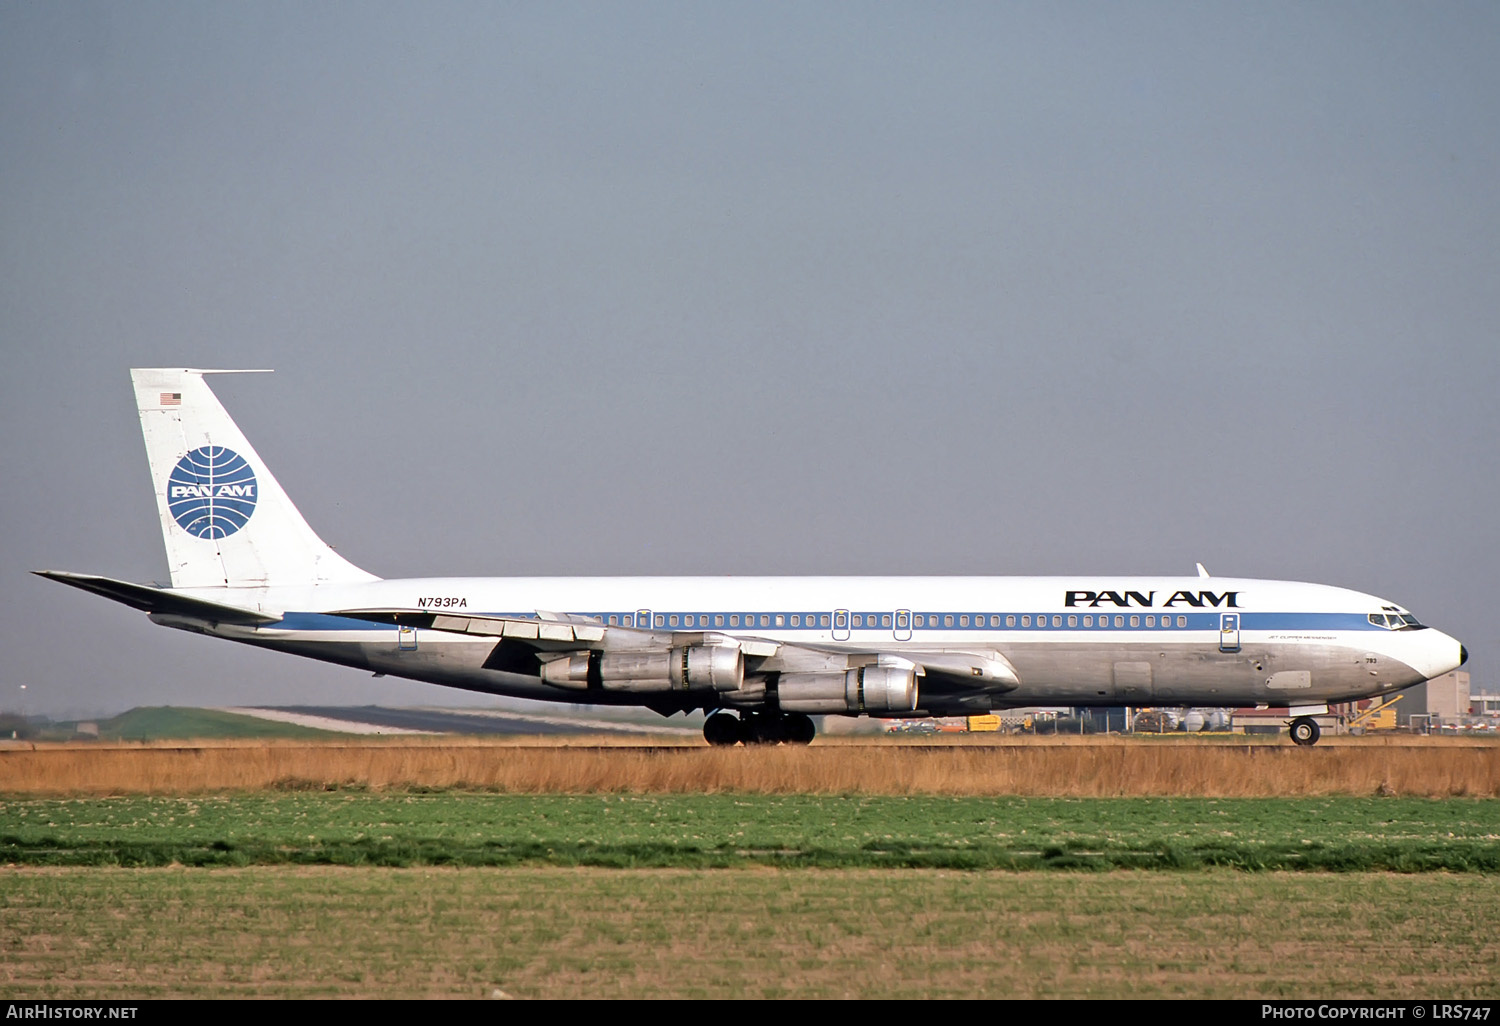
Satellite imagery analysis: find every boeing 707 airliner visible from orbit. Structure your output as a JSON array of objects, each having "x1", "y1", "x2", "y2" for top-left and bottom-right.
[{"x1": 36, "y1": 369, "x2": 1467, "y2": 745}]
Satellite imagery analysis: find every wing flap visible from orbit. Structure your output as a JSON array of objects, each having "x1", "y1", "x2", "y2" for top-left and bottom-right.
[{"x1": 334, "y1": 609, "x2": 620, "y2": 648}]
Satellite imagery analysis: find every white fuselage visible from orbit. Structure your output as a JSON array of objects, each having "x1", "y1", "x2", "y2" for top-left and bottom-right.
[{"x1": 163, "y1": 574, "x2": 1465, "y2": 715}]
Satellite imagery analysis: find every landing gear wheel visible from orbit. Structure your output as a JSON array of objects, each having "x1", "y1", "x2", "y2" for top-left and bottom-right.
[
  {"x1": 703, "y1": 712, "x2": 741, "y2": 747},
  {"x1": 742, "y1": 713, "x2": 784, "y2": 745},
  {"x1": 1289, "y1": 716, "x2": 1321, "y2": 746},
  {"x1": 785, "y1": 712, "x2": 816, "y2": 745}
]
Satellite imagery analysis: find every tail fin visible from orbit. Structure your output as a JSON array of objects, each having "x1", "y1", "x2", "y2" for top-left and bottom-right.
[{"x1": 131, "y1": 368, "x2": 379, "y2": 589}]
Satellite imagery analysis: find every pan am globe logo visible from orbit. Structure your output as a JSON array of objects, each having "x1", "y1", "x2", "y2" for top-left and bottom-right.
[{"x1": 167, "y1": 446, "x2": 258, "y2": 539}]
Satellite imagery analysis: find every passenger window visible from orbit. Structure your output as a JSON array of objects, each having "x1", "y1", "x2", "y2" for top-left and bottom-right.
[
  {"x1": 821, "y1": 614, "x2": 830, "y2": 627},
  {"x1": 1068, "y1": 615, "x2": 1077, "y2": 627},
  {"x1": 790, "y1": 615, "x2": 800, "y2": 626},
  {"x1": 669, "y1": 615, "x2": 679, "y2": 627},
  {"x1": 944, "y1": 615, "x2": 954, "y2": 627},
  {"x1": 775, "y1": 615, "x2": 785, "y2": 626},
  {"x1": 1176, "y1": 615, "x2": 1186, "y2": 627},
  {"x1": 1083, "y1": 615, "x2": 1093, "y2": 627},
  {"x1": 1114, "y1": 616, "x2": 1124, "y2": 627},
  {"x1": 1021, "y1": 615, "x2": 1030, "y2": 627},
  {"x1": 1129, "y1": 615, "x2": 1139, "y2": 627},
  {"x1": 759, "y1": 615, "x2": 769, "y2": 627},
  {"x1": 1006, "y1": 615, "x2": 1016, "y2": 627},
  {"x1": 1145, "y1": 615, "x2": 1154, "y2": 627},
  {"x1": 730, "y1": 615, "x2": 739, "y2": 627},
  {"x1": 654, "y1": 615, "x2": 665, "y2": 627},
  {"x1": 1052, "y1": 615, "x2": 1061, "y2": 627},
  {"x1": 960, "y1": 615, "x2": 969, "y2": 627}
]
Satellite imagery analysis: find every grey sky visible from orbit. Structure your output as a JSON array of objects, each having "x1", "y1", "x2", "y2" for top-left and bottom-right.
[{"x1": 2, "y1": 3, "x2": 1495, "y2": 717}]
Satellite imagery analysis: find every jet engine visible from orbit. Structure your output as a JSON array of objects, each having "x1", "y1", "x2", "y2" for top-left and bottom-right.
[
  {"x1": 540, "y1": 644, "x2": 744, "y2": 693},
  {"x1": 777, "y1": 665, "x2": 918, "y2": 714}
]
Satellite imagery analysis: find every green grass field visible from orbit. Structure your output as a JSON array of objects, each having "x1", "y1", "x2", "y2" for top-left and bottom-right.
[
  {"x1": 5, "y1": 793, "x2": 1498, "y2": 997},
  {"x1": 4, "y1": 867, "x2": 1497, "y2": 998},
  {"x1": 95, "y1": 706, "x2": 344, "y2": 742},
  {"x1": 3, "y1": 793, "x2": 1498, "y2": 871},
  {"x1": 23, "y1": 706, "x2": 347, "y2": 742}
]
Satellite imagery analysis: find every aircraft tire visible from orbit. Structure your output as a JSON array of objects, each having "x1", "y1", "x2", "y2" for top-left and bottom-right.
[
  {"x1": 785, "y1": 712, "x2": 816, "y2": 745},
  {"x1": 746, "y1": 715, "x2": 781, "y2": 745},
  {"x1": 1289, "y1": 716, "x2": 1321, "y2": 746},
  {"x1": 737, "y1": 712, "x2": 788, "y2": 745},
  {"x1": 703, "y1": 712, "x2": 741, "y2": 747}
]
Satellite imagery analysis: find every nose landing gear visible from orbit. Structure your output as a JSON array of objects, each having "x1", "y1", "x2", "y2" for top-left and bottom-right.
[{"x1": 1289, "y1": 716, "x2": 1321, "y2": 746}]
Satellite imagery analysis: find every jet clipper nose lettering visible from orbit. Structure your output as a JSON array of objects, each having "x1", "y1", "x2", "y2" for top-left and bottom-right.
[{"x1": 166, "y1": 446, "x2": 258, "y2": 539}]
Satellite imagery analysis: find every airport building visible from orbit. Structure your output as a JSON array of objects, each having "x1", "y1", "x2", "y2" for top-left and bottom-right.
[{"x1": 1400, "y1": 670, "x2": 1470, "y2": 727}]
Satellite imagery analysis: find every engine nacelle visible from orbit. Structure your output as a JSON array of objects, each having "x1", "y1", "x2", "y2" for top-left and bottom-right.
[
  {"x1": 540, "y1": 645, "x2": 744, "y2": 692},
  {"x1": 715, "y1": 676, "x2": 768, "y2": 708},
  {"x1": 778, "y1": 665, "x2": 918, "y2": 714},
  {"x1": 670, "y1": 644, "x2": 744, "y2": 691}
]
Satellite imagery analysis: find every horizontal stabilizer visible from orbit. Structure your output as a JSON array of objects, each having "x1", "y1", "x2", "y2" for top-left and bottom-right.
[{"x1": 33, "y1": 571, "x2": 279, "y2": 625}]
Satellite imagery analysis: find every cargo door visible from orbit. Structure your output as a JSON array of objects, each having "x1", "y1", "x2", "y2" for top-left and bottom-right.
[{"x1": 1113, "y1": 661, "x2": 1154, "y2": 703}]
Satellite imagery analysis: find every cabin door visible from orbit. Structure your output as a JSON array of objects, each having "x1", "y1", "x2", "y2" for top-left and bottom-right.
[
  {"x1": 894, "y1": 609, "x2": 912, "y2": 641},
  {"x1": 1219, "y1": 612, "x2": 1241, "y2": 653},
  {"x1": 832, "y1": 609, "x2": 851, "y2": 641}
]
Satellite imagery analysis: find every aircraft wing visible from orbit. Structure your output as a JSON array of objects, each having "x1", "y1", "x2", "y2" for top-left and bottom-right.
[{"x1": 330, "y1": 607, "x2": 1019, "y2": 698}]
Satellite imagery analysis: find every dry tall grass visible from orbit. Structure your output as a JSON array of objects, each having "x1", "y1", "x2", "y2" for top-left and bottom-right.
[{"x1": 2, "y1": 737, "x2": 1496, "y2": 796}]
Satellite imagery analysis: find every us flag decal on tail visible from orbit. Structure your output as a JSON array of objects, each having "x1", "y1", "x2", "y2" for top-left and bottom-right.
[{"x1": 160, "y1": 392, "x2": 181, "y2": 406}]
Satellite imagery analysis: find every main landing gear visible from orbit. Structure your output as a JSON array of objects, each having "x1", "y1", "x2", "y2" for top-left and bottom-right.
[
  {"x1": 703, "y1": 710, "x2": 816, "y2": 747},
  {"x1": 1289, "y1": 716, "x2": 1321, "y2": 746}
]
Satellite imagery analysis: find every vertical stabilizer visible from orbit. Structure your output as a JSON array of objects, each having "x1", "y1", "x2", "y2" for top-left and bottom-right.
[{"x1": 131, "y1": 369, "x2": 379, "y2": 589}]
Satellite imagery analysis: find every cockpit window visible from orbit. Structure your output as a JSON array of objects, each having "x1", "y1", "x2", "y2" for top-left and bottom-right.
[{"x1": 1369, "y1": 611, "x2": 1426, "y2": 630}]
